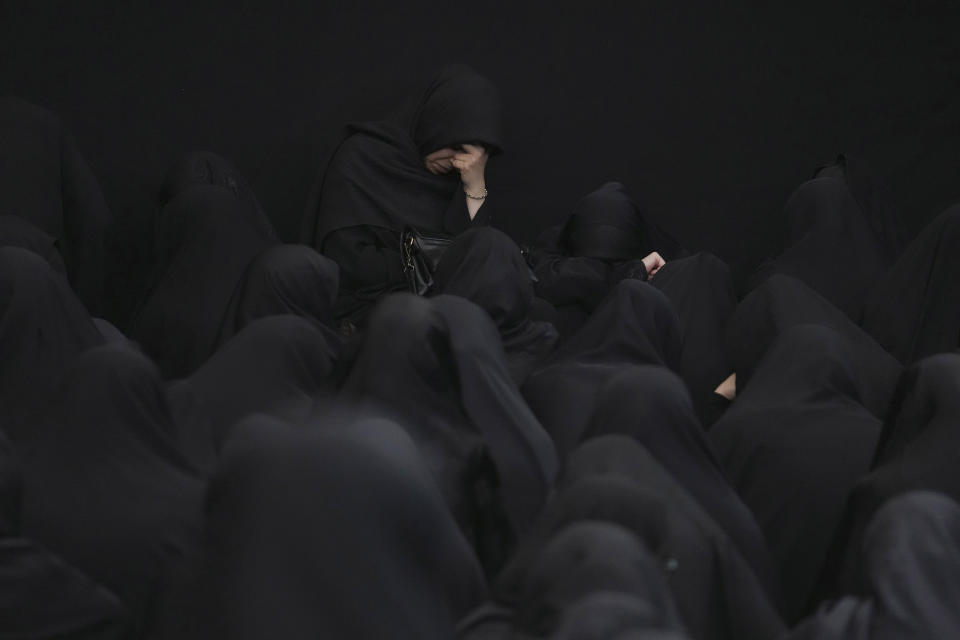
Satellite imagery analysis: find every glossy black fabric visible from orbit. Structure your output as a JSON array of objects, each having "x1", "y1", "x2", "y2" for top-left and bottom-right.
[
  {"x1": 822, "y1": 353, "x2": 960, "y2": 598},
  {"x1": 861, "y1": 204, "x2": 960, "y2": 366},
  {"x1": 302, "y1": 64, "x2": 501, "y2": 325},
  {"x1": 217, "y1": 244, "x2": 343, "y2": 348},
  {"x1": 0, "y1": 97, "x2": 110, "y2": 315},
  {"x1": 522, "y1": 280, "x2": 683, "y2": 458},
  {"x1": 168, "y1": 315, "x2": 339, "y2": 473},
  {"x1": 19, "y1": 344, "x2": 203, "y2": 636},
  {"x1": 710, "y1": 325, "x2": 881, "y2": 623},
  {"x1": 726, "y1": 274, "x2": 901, "y2": 418},
  {"x1": 433, "y1": 227, "x2": 559, "y2": 385},
  {"x1": 0, "y1": 247, "x2": 104, "y2": 442},
  {"x1": 130, "y1": 185, "x2": 279, "y2": 379},
  {"x1": 199, "y1": 414, "x2": 486, "y2": 640},
  {"x1": 0, "y1": 214, "x2": 67, "y2": 275},
  {"x1": 789, "y1": 492, "x2": 960, "y2": 640},
  {"x1": 583, "y1": 366, "x2": 775, "y2": 591},
  {"x1": 343, "y1": 294, "x2": 557, "y2": 567},
  {"x1": 497, "y1": 435, "x2": 785, "y2": 640},
  {"x1": 748, "y1": 177, "x2": 888, "y2": 320}
]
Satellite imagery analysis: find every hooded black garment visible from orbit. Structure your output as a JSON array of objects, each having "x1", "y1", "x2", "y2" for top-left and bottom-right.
[
  {"x1": 495, "y1": 435, "x2": 785, "y2": 640},
  {"x1": 342, "y1": 293, "x2": 557, "y2": 573},
  {"x1": 19, "y1": 344, "x2": 203, "y2": 637},
  {"x1": 0, "y1": 214, "x2": 68, "y2": 275},
  {"x1": 726, "y1": 274, "x2": 901, "y2": 419},
  {"x1": 788, "y1": 492, "x2": 960, "y2": 640},
  {"x1": 130, "y1": 185, "x2": 279, "y2": 379},
  {"x1": 0, "y1": 246, "x2": 104, "y2": 443},
  {"x1": 167, "y1": 315, "x2": 339, "y2": 474},
  {"x1": 0, "y1": 429, "x2": 133, "y2": 640},
  {"x1": 217, "y1": 244, "x2": 343, "y2": 348},
  {"x1": 432, "y1": 227, "x2": 559, "y2": 385},
  {"x1": 522, "y1": 280, "x2": 683, "y2": 458},
  {"x1": 819, "y1": 352, "x2": 960, "y2": 599},
  {"x1": 550, "y1": 592, "x2": 692, "y2": 640},
  {"x1": 197, "y1": 413, "x2": 486, "y2": 640},
  {"x1": 529, "y1": 182, "x2": 688, "y2": 338},
  {"x1": 0, "y1": 97, "x2": 111, "y2": 315},
  {"x1": 301, "y1": 64, "x2": 502, "y2": 327},
  {"x1": 710, "y1": 324, "x2": 882, "y2": 623},
  {"x1": 861, "y1": 203, "x2": 960, "y2": 366},
  {"x1": 747, "y1": 176, "x2": 891, "y2": 321},
  {"x1": 583, "y1": 366, "x2": 776, "y2": 592}
]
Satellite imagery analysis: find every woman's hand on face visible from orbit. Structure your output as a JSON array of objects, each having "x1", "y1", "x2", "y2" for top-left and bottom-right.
[
  {"x1": 642, "y1": 251, "x2": 666, "y2": 278},
  {"x1": 451, "y1": 144, "x2": 488, "y2": 192}
]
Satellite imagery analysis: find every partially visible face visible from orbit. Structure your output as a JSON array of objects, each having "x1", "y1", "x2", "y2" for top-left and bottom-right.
[{"x1": 423, "y1": 146, "x2": 460, "y2": 175}]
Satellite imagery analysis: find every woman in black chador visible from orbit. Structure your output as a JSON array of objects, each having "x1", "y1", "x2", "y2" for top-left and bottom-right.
[{"x1": 301, "y1": 64, "x2": 502, "y2": 330}]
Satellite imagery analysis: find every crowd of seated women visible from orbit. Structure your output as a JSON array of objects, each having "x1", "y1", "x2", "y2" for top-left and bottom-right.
[{"x1": 2, "y1": 64, "x2": 960, "y2": 639}]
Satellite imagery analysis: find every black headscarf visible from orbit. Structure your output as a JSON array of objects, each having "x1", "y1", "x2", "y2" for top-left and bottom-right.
[
  {"x1": 710, "y1": 324, "x2": 881, "y2": 622},
  {"x1": 217, "y1": 244, "x2": 343, "y2": 348},
  {"x1": 583, "y1": 366, "x2": 776, "y2": 591},
  {"x1": 0, "y1": 214, "x2": 68, "y2": 275},
  {"x1": 303, "y1": 63, "x2": 503, "y2": 249},
  {"x1": 727, "y1": 274, "x2": 901, "y2": 418},
  {"x1": 130, "y1": 184, "x2": 279, "y2": 379},
  {"x1": 0, "y1": 246, "x2": 104, "y2": 442},
  {"x1": 199, "y1": 413, "x2": 486, "y2": 640},
  {"x1": 168, "y1": 315, "x2": 339, "y2": 473},
  {"x1": 789, "y1": 492, "x2": 960, "y2": 640},
  {"x1": 522, "y1": 280, "x2": 683, "y2": 457},
  {"x1": 19, "y1": 344, "x2": 203, "y2": 635},
  {"x1": 342, "y1": 294, "x2": 557, "y2": 569},
  {"x1": 432, "y1": 227, "x2": 559, "y2": 385},
  {"x1": 551, "y1": 592, "x2": 692, "y2": 640},
  {"x1": 0, "y1": 97, "x2": 111, "y2": 314}
]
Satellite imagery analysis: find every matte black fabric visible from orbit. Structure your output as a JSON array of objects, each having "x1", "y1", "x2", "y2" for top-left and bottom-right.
[
  {"x1": 432, "y1": 227, "x2": 559, "y2": 385},
  {"x1": 822, "y1": 353, "x2": 960, "y2": 598},
  {"x1": 861, "y1": 204, "x2": 960, "y2": 366},
  {"x1": 217, "y1": 244, "x2": 343, "y2": 348},
  {"x1": 726, "y1": 274, "x2": 901, "y2": 418},
  {"x1": 302, "y1": 64, "x2": 501, "y2": 325},
  {"x1": 498, "y1": 437, "x2": 785, "y2": 640},
  {"x1": 710, "y1": 325, "x2": 881, "y2": 623},
  {"x1": 168, "y1": 315, "x2": 339, "y2": 473},
  {"x1": 522, "y1": 280, "x2": 683, "y2": 458},
  {"x1": 747, "y1": 177, "x2": 888, "y2": 320},
  {"x1": 342, "y1": 294, "x2": 557, "y2": 567},
  {"x1": 0, "y1": 247, "x2": 104, "y2": 442},
  {"x1": 511, "y1": 521, "x2": 687, "y2": 638},
  {"x1": 130, "y1": 185, "x2": 279, "y2": 379},
  {"x1": 789, "y1": 492, "x2": 960, "y2": 640},
  {"x1": 0, "y1": 214, "x2": 67, "y2": 276},
  {"x1": 0, "y1": 97, "x2": 111, "y2": 315},
  {"x1": 551, "y1": 592, "x2": 692, "y2": 640},
  {"x1": 199, "y1": 414, "x2": 486, "y2": 640},
  {"x1": 20, "y1": 344, "x2": 203, "y2": 636},
  {"x1": 583, "y1": 366, "x2": 776, "y2": 592}
]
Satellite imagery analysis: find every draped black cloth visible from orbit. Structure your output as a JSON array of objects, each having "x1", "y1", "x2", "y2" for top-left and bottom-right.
[
  {"x1": 432, "y1": 227, "x2": 559, "y2": 385},
  {"x1": 198, "y1": 414, "x2": 486, "y2": 640},
  {"x1": 302, "y1": 64, "x2": 502, "y2": 327},
  {"x1": 130, "y1": 185, "x2": 279, "y2": 379},
  {"x1": 0, "y1": 247, "x2": 104, "y2": 442},
  {"x1": 168, "y1": 315, "x2": 339, "y2": 473},
  {"x1": 550, "y1": 592, "x2": 691, "y2": 640},
  {"x1": 217, "y1": 244, "x2": 343, "y2": 348},
  {"x1": 0, "y1": 214, "x2": 68, "y2": 275},
  {"x1": 584, "y1": 366, "x2": 776, "y2": 592},
  {"x1": 19, "y1": 344, "x2": 203, "y2": 636},
  {"x1": 789, "y1": 492, "x2": 960, "y2": 640},
  {"x1": 726, "y1": 274, "x2": 901, "y2": 418},
  {"x1": 710, "y1": 324, "x2": 881, "y2": 623},
  {"x1": 522, "y1": 280, "x2": 683, "y2": 458},
  {"x1": 496, "y1": 435, "x2": 785, "y2": 640},
  {"x1": 861, "y1": 204, "x2": 960, "y2": 366},
  {"x1": 0, "y1": 97, "x2": 111, "y2": 315},
  {"x1": 342, "y1": 294, "x2": 557, "y2": 571}
]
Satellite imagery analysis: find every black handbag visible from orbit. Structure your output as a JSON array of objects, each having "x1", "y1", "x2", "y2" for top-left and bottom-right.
[{"x1": 401, "y1": 226, "x2": 453, "y2": 295}]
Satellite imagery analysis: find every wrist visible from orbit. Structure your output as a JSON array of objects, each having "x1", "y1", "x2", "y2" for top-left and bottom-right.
[{"x1": 461, "y1": 172, "x2": 485, "y2": 193}]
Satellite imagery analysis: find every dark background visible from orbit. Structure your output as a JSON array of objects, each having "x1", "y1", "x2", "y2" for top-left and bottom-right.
[{"x1": 2, "y1": 1, "x2": 958, "y2": 326}]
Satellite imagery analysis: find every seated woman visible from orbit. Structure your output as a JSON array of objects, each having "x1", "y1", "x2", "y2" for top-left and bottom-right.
[{"x1": 301, "y1": 64, "x2": 502, "y2": 331}]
